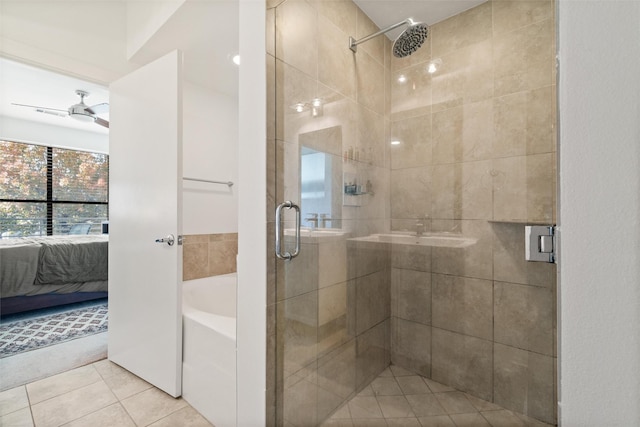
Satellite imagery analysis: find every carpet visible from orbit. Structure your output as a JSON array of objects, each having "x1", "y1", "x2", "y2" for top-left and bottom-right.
[{"x1": 0, "y1": 302, "x2": 108, "y2": 359}]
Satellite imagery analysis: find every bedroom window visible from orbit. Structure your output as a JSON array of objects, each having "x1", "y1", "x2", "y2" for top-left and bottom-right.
[{"x1": 0, "y1": 140, "x2": 108, "y2": 238}]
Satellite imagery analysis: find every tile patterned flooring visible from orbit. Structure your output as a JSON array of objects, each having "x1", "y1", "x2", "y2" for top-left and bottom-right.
[
  {"x1": 0, "y1": 359, "x2": 213, "y2": 427},
  {"x1": 320, "y1": 365, "x2": 554, "y2": 427},
  {"x1": 1, "y1": 359, "x2": 555, "y2": 427}
]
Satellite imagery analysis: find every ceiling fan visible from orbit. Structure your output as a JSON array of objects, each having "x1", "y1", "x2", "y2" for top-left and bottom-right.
[{"x1": 12, "y1": 89, "x2": 109, "y2": 128}]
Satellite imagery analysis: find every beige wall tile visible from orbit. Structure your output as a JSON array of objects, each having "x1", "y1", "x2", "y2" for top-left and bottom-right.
[
  {"x1": 391, "y1": 166, "x2": 432, "y2": 220},
  {"x1": 493, "y1": 92, "x2": 528, "y2": 158},
  {"x1": 275, "y1": 0, "x2": 318, "y2": 78},
  {"x1": 266, "y1": 8, "x2": 276, "y2": 57},
  {"x1": 493, "y1": 0, "x2": 553, "y2": 36},
  {"x1": 493, "y1": 156, "x2": 527, "y2": 221},
  {"x1": 355, "y1": 270, "x2": 391, "y2": 334},
  {"x1": 431, "y1": 220, "x2": 493, "y2": 280},
  {"x1": 391, "y1": 64, "x2": 432, "y2": 118},
  {"x1": 431, "y1": 2, "x2": 492, "y2": 57},
  {"x1": 276, "y1": 59, "x2": 318, "y2": 144},
  {"x1": 431, "y1": 163, "x2": 461, "y2": 220},
  {"x1": 283, "y1": 370, "x2": 318, "y2": 426},
  {"x1": 526, "y1": 153, "x2": 555, "y2": 223},
  {"x1": 432, "y1": 106, "x2": 463, "y2": 164},
  {"x1": 462, "y1": 100, "x2": 494, "y2": 162},
  {"x1": 493, "y1": 343, "x2": 556, "y2": 424},
  {"x1": 461, "y1": 160, "x2": 493, "y2": 220},
  {"x1": 432, "y1": 40, "x2": 493, "y2": 113},
  {"x1": 390, "y1": 243, "x2": 431, "y2": 272},
  {"x1": 390, "y1": 114, "x2": 432, "y2": 169},
  {"x1": 311, "y1": 0, "x2": 357, "y2": 36},
  {"x1": 431, "y1": 328, "x2": 493, "y2": 401},
  {"x1": 183, "y1": 243, "x2": 209, "y2": 281},
  {"x1": 392, "y1": 268, "x2": 432, "y2": 325},
  {"x1": 432, "y1": 274, "x2": 493, "y2": 340},
  {"x1": 277, "y1": 241, "x2": 319, "y2": 300},
  {"x1": 208, "y1": 239, "x2": 238, "y2": 276},
  {"x1": 494, "y1": 281, "x2": 554, "y2": 355},
  {"x1": 492, "y1": 222, "x2": 557, "y2": 287},
  {"x1": 356, "y1": 320, "x2": 390, "y2": 389},
  {"x1": 493, "y1": 18, "x2": 554, "y2": 97},
  {"x1": 267, "y1": 55, "x2": 276, "y2": 141},
  {"x1": 356, "y1": 51, "x2": 386, "y2": 114},
  {"x1": 355, "y1": 8, "x2": 385, "y2": 65},
  {"x1": 392, "y1": 318, "x2": 431, "y2": 377},
  {"x1": 318, "y1": 282, "x2": 349, "y2": 355},
  {"x1": 319, "y1": 15, "x2": 356, "y2": 99},
  {"x1": 526, "y1": 85, "x2": 555, "y2": 155},
  {"x1": 317, "y1": 340, "x2": 357, "y2": 399},
  {"x1": 357, "y1": 106, "x2": 386, "y2": 167},
  {"x1": 319, "y1": 239, "x2": 347, "y2": 288},
  {"x1": 277, "y1": 292, "x2": 318, "y2": 377}
]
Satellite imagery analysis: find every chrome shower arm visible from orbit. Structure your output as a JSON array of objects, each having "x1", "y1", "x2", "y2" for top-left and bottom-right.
[{"x1": 349, "y1": 18, "x2": 412, "y2": 53}]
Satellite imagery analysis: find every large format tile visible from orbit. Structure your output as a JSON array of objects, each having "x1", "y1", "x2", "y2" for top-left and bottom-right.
[
  {"x1": 0, "y1": 386, "x2": 29, "y2": 417},
  {"x1": 392, "y1": 319, "x2": 431, "y2": 377},
  {"x1": 392, "y1": 268, "x2": 431, "y2": 325},
  {"x1": 120, "y1": 387, "x2": 189, "y2": 427},
  {"x1": 493, "y1": 343, "x2": 556, "y2": 425},
  {"x1": 148, "y1": 406, "x2": 214, "y2": 427},
  {"x1": 62, "y1": 403, "x2": 136, "y2": 427},
  {"x1": 31, "y1": 380, "x2": 117, "y2": 427},
  {"x1": 26, "y1": 365, "x2": 101, "y2": 405},
  {"x1": 100, "y1": 365, "x2": 153, "y2": 400},
  {"x1": 494, "y1": 281, "x2": 554, "y2": 355},
  {"x1": 431, "y1": 328, "x2": 493, "y2": 401},
  {"x1": 0, "y1": 407, "x2": 33, "y2": 427},
  {"x1": 275, "y1": 0, "x2": 318, "y2": 78},
  {"x1": 432, "y1": 274, "x2": 493, "y2": 340},
  {"x1": 431, "y1": 2, "x2": 492, "y2": 57}
]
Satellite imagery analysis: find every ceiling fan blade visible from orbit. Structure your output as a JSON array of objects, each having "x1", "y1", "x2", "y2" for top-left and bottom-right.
[
  {"x1": 95, "y1": 117, "x2": 110, "y2": 129},
  {"x1": 11, "y1": 103, "x2": 67, "y2": 112},
  {"x1": 86, "y1": 103, "x2": 109, "y2": 114}
]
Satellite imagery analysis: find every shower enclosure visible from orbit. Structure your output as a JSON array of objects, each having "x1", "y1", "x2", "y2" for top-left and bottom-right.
[{"x1": 266, "y1": 0, "x2": 557, "y2": 425}]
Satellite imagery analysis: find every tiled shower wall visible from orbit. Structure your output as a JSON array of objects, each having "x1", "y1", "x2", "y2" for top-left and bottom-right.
[
  {"x1": 388, "y1": 1, "x2": 557, "y2": 424},
  {"x1": 266, "y1": 0, "x2": 557, "y2": 425},
  {"x1": 182, "y1": 233, "x2": 238, "y2": 280}
]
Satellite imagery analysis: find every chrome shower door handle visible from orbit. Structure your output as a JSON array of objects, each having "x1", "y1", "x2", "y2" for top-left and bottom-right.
[{"x1": 275, "y1": 201, "x2": 301, "y2": 261}]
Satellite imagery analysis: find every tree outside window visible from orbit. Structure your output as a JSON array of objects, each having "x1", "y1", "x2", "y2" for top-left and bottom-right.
[{"x1": 0, "y1": 140, "x2": 108, "y2": 238}]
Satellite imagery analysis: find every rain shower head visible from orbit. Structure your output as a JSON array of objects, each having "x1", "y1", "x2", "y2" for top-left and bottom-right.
[{"x1": 349, "y1": 18, "x2": 429, "y2": 58}]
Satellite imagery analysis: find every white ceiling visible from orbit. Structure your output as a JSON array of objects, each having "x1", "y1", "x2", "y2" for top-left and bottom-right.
[
  {"x1": 0, "y1": 58, "x2": 110, "y2": 135},
  {"x1": 0, "y1": 0, "x2": 480, "y2": 137},
  {"x1": 355, "y1": 0, "x2": 487, "y2": 38}
]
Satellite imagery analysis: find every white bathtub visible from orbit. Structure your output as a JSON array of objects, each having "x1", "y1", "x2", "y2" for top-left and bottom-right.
[{"x1": 182, "y1": 273, "x2": 236, "y2": 427}]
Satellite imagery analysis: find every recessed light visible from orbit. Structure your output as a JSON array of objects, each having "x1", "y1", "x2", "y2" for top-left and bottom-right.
[
  {"x1": 391, "y1": 140, "x2": 401, "y2": 146},
  {"x1": 397, "y1": 74, "x2": 407, "y2": 83},
  {"x1": 232, "y1": 54, "x2": 241, "y2": 65}
]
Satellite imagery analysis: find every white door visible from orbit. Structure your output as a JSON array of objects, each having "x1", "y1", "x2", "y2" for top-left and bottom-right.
[{"x1": 108, "y1": 50, "x2": 183, "y2": 397}]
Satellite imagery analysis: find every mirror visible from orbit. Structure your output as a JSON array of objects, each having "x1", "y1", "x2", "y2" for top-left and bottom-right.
[{"x1": 299, "y1": 126, "x2": 342, "y2": 229}]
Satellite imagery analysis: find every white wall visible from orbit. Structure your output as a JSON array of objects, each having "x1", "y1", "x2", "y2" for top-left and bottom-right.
[
  {"x1": 0, "y1": 116, "x2": 109, "y2": 153},
  {"x1": 182, "y1": 82, "x2": 238, "y2": 234},
  {"x1": 236, "y1": 0, "x2": 266, "y2": 424},
  {"x1": 558, "y1": 1, "x2": 640, "y2": 425}
]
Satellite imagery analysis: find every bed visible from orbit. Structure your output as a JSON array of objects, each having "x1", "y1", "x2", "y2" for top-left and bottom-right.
[{"x1": 0, "y1": 235, "x2": 108, "y2": 316}]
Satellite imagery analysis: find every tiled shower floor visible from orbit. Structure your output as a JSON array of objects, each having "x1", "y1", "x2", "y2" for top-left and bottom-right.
[{"x1": 320, "y1": 365, "x2": 554, "y2": 427}]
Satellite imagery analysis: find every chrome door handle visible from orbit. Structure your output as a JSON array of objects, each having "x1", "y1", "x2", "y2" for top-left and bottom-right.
[
  {"x1": 275, "y1": 201, "x2": 300, "y2": 261},
  {"x1": 155, "y1": 234, "x2": 175, "y2": 246}
]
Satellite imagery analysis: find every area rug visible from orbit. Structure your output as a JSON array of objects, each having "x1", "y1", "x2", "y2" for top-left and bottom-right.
[{"x1": 0, "y1": 302, "x2": 108, "y2": 358}]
